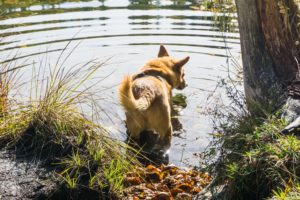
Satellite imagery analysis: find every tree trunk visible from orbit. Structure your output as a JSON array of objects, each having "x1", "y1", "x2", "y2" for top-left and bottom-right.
[
  {"x1": 257, "y1": 0, "x2": 300, "y2": 81},
  {"x1": 236, "y1": 0, "x2": 300, "y2": 121}
]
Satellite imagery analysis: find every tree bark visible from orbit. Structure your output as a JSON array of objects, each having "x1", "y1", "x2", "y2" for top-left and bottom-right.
[
  {"x1": 257, "y1": 0, "x2": 299, "y2": 82},
  {"x1": 236, "y1": 0, "x2": 300, "y2": 119}
]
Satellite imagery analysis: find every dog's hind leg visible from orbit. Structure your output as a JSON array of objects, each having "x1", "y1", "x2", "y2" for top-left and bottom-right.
[
  {"x1": 159, "y1": 126, "x2": 172, "y2": 150},
  {"x1": 125, "y1": 112, "x2": 145, "y2": 141},
  {"x1": 152, "y1": 117, "x2": 172, "y2": 151}
]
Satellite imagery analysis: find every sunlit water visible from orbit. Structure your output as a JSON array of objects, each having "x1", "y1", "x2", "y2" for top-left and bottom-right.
[{"x1": 0, "y1": 0, "x2": 241, "y2": 166}]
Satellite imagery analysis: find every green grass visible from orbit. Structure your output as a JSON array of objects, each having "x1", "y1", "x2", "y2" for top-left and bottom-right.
[
  {"x1": 194, "y1": 0, "x2": 237, "y2": 32},
  {"x1": 205, "y1": 77, "x2": 300, "y2": 199},
  {"x1": 208, "y1": 112, "x2": 300, "y2": 199},
  {"x1": 197, "y1": 0, "x2": 235, "y2": 10},
  {"x1": 0, "y1": 51, "x2": 139, "y2": 198},
  {"x1": 272, "y1": 183, "x2": 300, "y2": 200}
]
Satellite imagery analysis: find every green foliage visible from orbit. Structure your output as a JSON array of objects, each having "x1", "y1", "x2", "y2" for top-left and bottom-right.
[
  {"x1": 272, "y1": 183, "x2": 300, "y2": 200},
  {"x1": 207, "y1": 104, "x2": 300, "y2": 199},
  {"x1": 202, "y1": 61, "x2": 300, "y2": 199},
  {"x1": 0, "y1": 53, "x2": 139, "y2": 198},
  {"x1": 61, "y1": 172, "x2": 79, "y2": 189},
  {"x1": 197, "y1": 0, "x2": 235, "y2": 10},
  {"x1": 194, "y1": 0, "x2": 237, "y2": 32},
  {"x1": 103, "y1": 159, "x2": 130, "y2": 193},
  {"x1": 172, "y1": 93, "x2": 187, "y2": 108}
]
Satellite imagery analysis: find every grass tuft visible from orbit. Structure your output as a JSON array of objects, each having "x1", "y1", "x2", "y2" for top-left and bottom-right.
[
  {"x1": 0, "y1": 52, "x2": 139, "y2": 198},
  {"x1": 203, "y1": 69, "x2": 300, "y2": 199}
]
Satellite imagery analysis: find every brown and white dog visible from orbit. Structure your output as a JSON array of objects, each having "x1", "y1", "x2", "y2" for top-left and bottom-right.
[{"x1": 118, "y1": 45, "x2": 189, "y2": 150}]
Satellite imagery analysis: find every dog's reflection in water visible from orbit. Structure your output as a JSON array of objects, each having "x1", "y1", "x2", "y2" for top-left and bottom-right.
[{"x1": 126, "y1": 130, "x2": 170, "y2": 165}]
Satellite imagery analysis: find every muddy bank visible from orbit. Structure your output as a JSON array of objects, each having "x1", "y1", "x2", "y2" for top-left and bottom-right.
[
  {"x1": 0, "y1": 149, "x2": 110, "y2": 200},
  {"x1": 0, "y1": 147, "x2": 213, "y2": 200},
  {"x1": 0, "y1": 149, "x2": 57, "y2": 200}
]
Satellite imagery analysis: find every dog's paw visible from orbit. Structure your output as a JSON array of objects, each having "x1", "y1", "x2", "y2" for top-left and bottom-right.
[
  {"x1": 152, "y1": 144, "x2": 170, "y2": 156},
  {"x1": 152, "y1": 144, "x2": 163, "y2": 151}
]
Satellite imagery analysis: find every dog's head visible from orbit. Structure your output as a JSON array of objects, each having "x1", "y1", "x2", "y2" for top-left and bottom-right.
[{"x1": 157, "y1": 45, "x2": 189, "y2": 90}]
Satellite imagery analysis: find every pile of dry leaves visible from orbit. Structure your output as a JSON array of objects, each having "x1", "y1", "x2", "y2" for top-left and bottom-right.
[{"x1": 122, "y1": 164, "x2": 212, "y2": 200}]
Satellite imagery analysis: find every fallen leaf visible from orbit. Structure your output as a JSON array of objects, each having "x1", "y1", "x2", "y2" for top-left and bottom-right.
[
  {"x1": 153, "y1": 192, "x2": 172, "y2": 200},
  {"x1": 124, "y1": 177, "x2": 142, "y2": 186},
  {"x1": 146, "y1": 171, "x2": 161, "y2": 182},
  {"x1": 191, "y1": 187, "x2": 201, "y2": 194},
  {"x1": 175, "y1": 192, "x2": 192, "y2": 200},
  {"x1": 133, "y1": 196, "x2": 140, "y2": 200},
  {"x1": 176, "y1": 183, "x2": 193, "y2": 192},
  {"x1": 171, "y1": 187, "x2": 184, "y2": 196}
]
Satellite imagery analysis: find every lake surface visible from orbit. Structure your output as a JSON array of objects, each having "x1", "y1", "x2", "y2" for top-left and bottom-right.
[{"x1": 0, "y1": 0, "x2": 241, "y2": 166}]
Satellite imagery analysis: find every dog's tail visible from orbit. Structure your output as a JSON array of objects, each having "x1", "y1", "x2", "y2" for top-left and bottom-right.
[{"x1": 118, "y1": 75, "x2": 153, "y2": 111}]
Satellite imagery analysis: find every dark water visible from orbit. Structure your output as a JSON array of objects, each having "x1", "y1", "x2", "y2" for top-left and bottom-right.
[{"x1": 0, "y1": 0, "x2": 240, "y2": 166}]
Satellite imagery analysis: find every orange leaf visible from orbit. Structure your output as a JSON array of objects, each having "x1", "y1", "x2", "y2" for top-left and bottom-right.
[
  {"x1": 191, "y1": 187, "x2": 202, "y2": 194},
  {"x1": 171, "y1": 187, "x2": 184, "y2": 196},
  {"x1": 177, "y1": 183, "x2": 193, "y2": 192},
  {"x1": 124, "y1": 177, "x2": 142, "y2": 186},
  {"x1": 133, "y1": 196, "x2": 140, "y2": 200}
]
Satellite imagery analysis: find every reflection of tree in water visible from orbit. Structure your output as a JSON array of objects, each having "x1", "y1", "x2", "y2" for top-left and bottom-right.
[
  {"x1": 0, "y1": 0, "x2": 101, "y2": 8},
  {"x1": 98, "y1": 0, "x2": 106, "y2": 6},
  {"x1": 1, "y1": 0, "x2": 198, "y2": 9},
  {"x1": 128, "y1": 0, "x2": 198, "y2": 6},
  {"x1": 170, "y1": 0, "x2": 198, "y2": 5},
  {"x1": 171, "y1": 0, "x2": 187, "y2": 5},
  {"x1": 129, "y1": 0, "x2": 154, "y2": 5},
  {"x1": 0, "y1": 0, "x2": 109, "y2": 19}
]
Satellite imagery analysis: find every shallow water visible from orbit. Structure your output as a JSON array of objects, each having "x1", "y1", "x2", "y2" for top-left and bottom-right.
[{"x1": 0, "y1": 0, "x2": 241, "y2": 166}]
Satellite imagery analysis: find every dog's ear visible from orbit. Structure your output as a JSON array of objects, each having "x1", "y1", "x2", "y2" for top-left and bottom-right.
[
  {"x1": 175, "y1": 56, "x2": 190, "y2": 70},
  {"x1": 158, "y1": 45, "x2": 169, "y2": 57}
]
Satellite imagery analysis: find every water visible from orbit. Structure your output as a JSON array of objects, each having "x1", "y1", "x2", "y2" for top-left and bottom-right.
[{"x1": 0, "y1": 0, "x2": 241, "y2": 166}]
